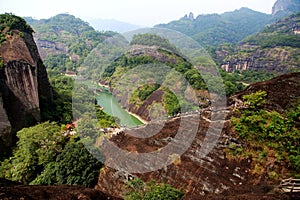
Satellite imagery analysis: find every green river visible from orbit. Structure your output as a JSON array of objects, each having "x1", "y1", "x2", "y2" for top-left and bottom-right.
[
  {"x1": 80, "y1": 79, "x2": 143, "y2": 127},
  {"x1": 95, "y1": 92, "x2": 143, "y2": 127}
]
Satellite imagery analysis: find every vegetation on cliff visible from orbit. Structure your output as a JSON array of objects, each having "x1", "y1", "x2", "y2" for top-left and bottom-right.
[
  {"x1": 0, "y1": 122, "x2": 66, "y2": 184},
  {"x1": 244, "y1": 13, "x2": 300, "y2": 48},
  {"x1": 130, "y1": 33, "x2": 180, "y2": 54},
  {"x1": 0, "y1": 13, "x2": 33, "y2": 44},
  {"x1": 125, "y1": 178, "x2": 184, "y2": 200},
  {"x1": 32, "y1": 139, "x2": 102, "y2": 187},
  {"x1": 230, "y1": 91, "x2": 300, "y2": 179}
]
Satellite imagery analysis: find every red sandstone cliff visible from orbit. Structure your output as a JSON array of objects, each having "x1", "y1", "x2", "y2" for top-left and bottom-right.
[
  {"x1": 97, "y1": 72, "x2": 300, "y2": 199},
  {"x1": 0, "y1": 18, "x2": 52, "y2": 155}
]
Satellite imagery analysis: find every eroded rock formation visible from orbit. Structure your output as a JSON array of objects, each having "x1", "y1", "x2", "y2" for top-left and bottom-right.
[
  {"x1": 97, "y1": 72, "x2": 300, "y2": 199},
  {"x1": 272, "y1": 0, "x2": 300, "y2": 15},
  {"x1": 0, "y1": 29, "x2": 52, "y2": 154}
]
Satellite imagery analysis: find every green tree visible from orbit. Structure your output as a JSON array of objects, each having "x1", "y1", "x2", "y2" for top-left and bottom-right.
[
  {"x1": 0, "y1": 122, "x2": 65, "y2": 184},
  {"x1": 0, "y1": 13, "x2": 33, "y2": 34},
  {"x1": 33, "y1": 140, "x2": 103, "y2": 188},
  {"x1": 55, "y1": 141, "x2": 102, "y2": 187}
]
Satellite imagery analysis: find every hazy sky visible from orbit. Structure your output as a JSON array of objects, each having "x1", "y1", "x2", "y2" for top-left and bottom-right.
[{"x1": 0, "y1": 0, "x2": 277, "y2": 26}]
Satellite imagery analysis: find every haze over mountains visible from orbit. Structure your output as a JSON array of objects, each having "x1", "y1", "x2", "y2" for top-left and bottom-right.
[{"x1": 88, "y1": 18, "x2": 142, "y2": 33}]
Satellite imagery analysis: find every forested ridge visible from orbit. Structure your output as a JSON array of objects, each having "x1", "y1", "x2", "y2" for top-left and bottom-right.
[{"x1": 25, "y1": 14, "x2": 116, "y2": 75}]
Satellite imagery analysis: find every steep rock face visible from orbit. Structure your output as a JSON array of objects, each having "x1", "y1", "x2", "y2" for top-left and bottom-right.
[
  {"x1": 229, "y1": 72, "x2": 300, "y2": 113},
  {"x1": 0, "y1": 93, "x2": 11, "y2": 151},
  {"x1": 97, "y1": 111, "x2": 253, "y2": 199},
  {"x1": 220, "y1": 13, "x2": 300, "y2": 73},
  {"x1": 0, "y1": 29, "x2": 52, "y2": 149},
  {"x1": 272, "y1": 0, "x2": 300, "y2": 15},
  {"x1": 35, "y1": 39, "x2": 68, "y2": 59},
  {"x1": 220, "y1": 47, "x2": 297, "y2": 72},
  {"x1": 128, "y1": 89, "x2": 165, "y2": 121},
  {"x1": 97, "y1": 72, "x2": 300, "y2": 199},
  {"x1": 0, "y1": 60, "x2": 40, "y2": 128}
]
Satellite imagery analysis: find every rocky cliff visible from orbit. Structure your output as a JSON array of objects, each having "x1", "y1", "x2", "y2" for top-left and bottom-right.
[
  {"x1": 0, "y1": 178, "x2": 121, "y2": 200},
  {"x1": 96, "y1": 72, "x2": 300, "y2": 199},
  {"x1": 220, "y1": 13, "x2": 300, "y2": 73},
  {"x1": 272, "y1": 0, "x2": 300, "y2": 15},
  {"x1": 219, "y1": 46, "x2": 298, "y2": 73},
  {"x1": 229, "y1": 72, "x2": 300, "y2": 113},
  {"x1": 0, "y1": 14, "x2": 52, "y2": 155}
]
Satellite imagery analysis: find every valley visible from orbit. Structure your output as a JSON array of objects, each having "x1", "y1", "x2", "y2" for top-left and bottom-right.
[{"x1": 0, "y1": 0, "x2": 300, "y2": 199}]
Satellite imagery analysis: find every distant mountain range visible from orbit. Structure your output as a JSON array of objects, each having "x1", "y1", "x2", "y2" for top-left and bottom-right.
[
  {"x1": 155, "y1": 0, "x2": 300, "y2": 49},
  {"x1": 155, "y1": 8, "x2": 274, "y2": 48},
  {"x1": 21, "y1": 0, "x2": 300, "y2": 76},
  {"x1": 88, "y1": 18, "x2": 141, "y2": 33}
]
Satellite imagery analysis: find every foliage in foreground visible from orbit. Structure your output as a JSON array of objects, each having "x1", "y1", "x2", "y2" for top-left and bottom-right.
[
  {"x1": 0, "y1": 122, "x2": 103, "y2": 187},
  {"x1": 0, "y1": 122, "x2": 66, "y2": 184},
  {"x1": 32, "y1": 139, "x2": 102, "y2": 187},
  {"x1": 125, "y1": 178, "x2": 184, "y2": 200},
  {"x1": 230, "y1": 91, "x2": 300, "y2": 178}
]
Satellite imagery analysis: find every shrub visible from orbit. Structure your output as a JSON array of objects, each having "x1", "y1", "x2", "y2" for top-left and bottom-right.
[{"x1": 125, "y1": 179, "x2": 184, "y2": 200}]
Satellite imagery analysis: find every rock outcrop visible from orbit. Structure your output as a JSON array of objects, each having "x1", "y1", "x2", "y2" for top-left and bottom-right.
[
  {"x1": 97, "y1": 113, "x2": 251, "y2": 199},
  {"x1": 220, "y1": 47, "x2": 297, "y2": 72},
  {"x1": 220, "y1": 13, "x2": 300, "y2": 73},
  {"x1": 229, "y1": 72, "x2": 300, "y2": 113},
  {"x1": 97, "y1": 72, "x2": 300, "y2": 199},
  {"x1": 272, "y1": 0, "x2": 300, "y2": 15},
  {"x1": 0, "y1": 178, "x2": 121, "y2": 200},
  {"x1": 0, "y1": 15, "x2": 52, "y2": 155}
]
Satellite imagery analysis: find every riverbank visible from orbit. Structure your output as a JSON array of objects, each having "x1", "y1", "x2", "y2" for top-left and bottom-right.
[
  {"x1": 98, "y1": 82, "x2": 110, "y2": 88},
  {"x1": 127, "y1": 110, "x2": 148, "y2": 125}
]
